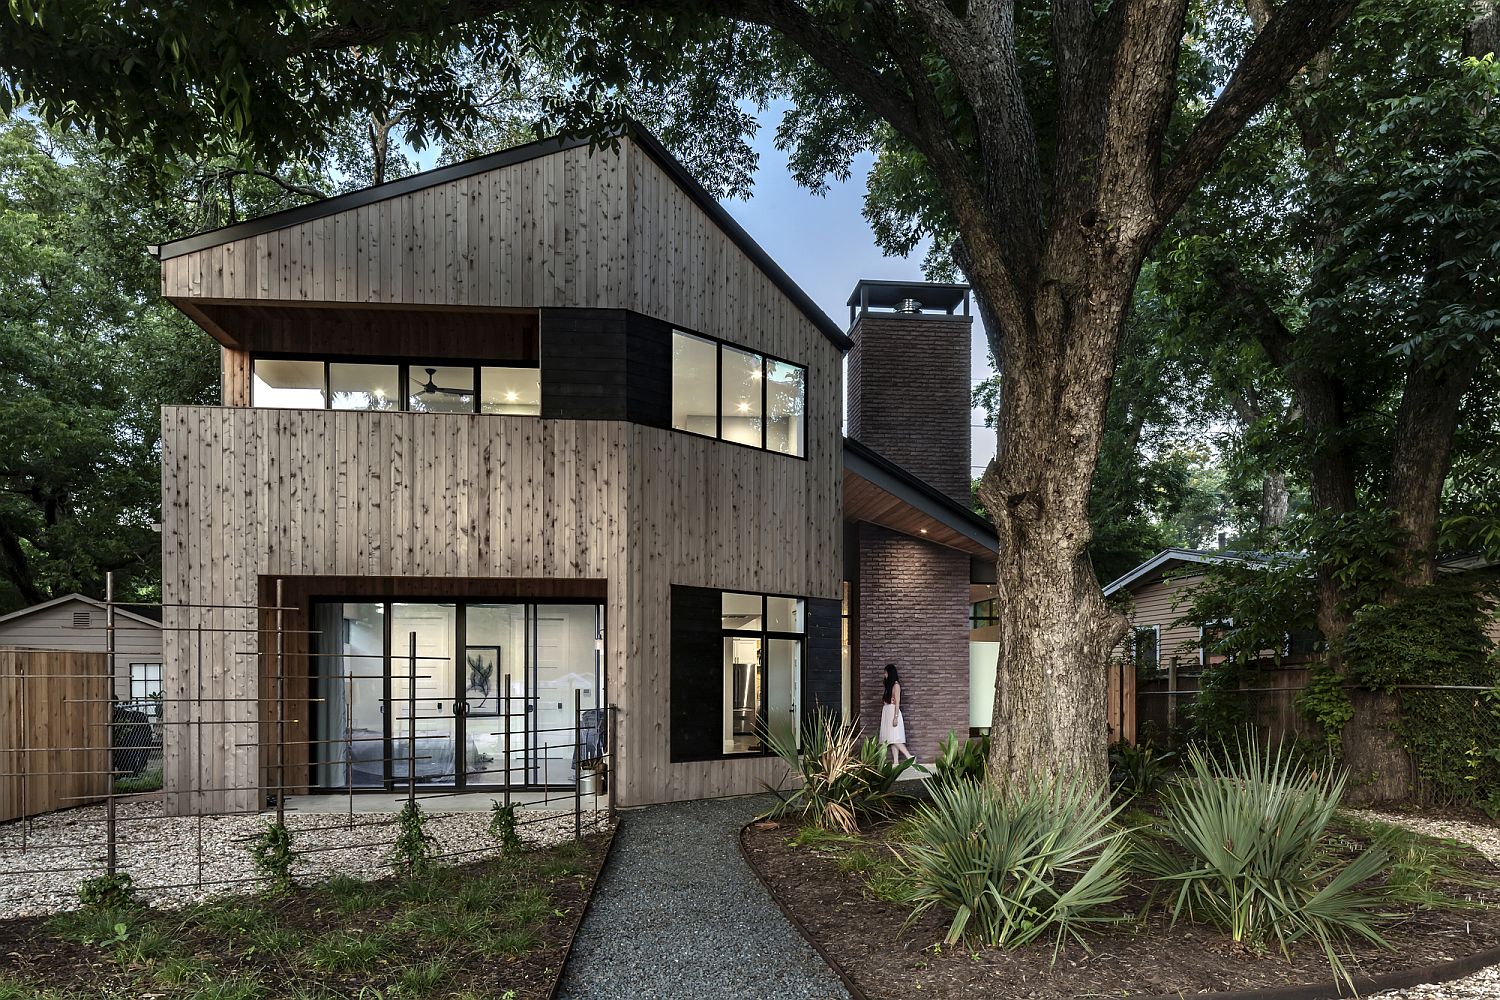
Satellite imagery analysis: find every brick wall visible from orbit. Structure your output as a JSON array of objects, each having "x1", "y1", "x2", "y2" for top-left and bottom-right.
[
  {"x1": 847, "y1": 312, "x2": 973, "y2": 506},
  {"x1": 856, "y1": 523, "x2": 971, "y2": 757}
]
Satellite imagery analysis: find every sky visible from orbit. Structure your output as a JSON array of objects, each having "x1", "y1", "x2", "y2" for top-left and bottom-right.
[{"x1": 722, "y1": 117, "x2": 998, "y2": 479}]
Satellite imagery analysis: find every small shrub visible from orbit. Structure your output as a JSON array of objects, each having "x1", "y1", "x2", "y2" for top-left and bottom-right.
[
  {"x1": 390, "y1": 800, "x2": 435, "y2": 877},
  {"x1": 480, "y1": 925, "x2": 540, "y2": 958},
  {"x1": 250, "y1": 821, "x2": 295, "y2": 893},
  {"x1": 488, "y1": 801, "x2": 524, "y2": 854},
  {"x1": 1136, "y1": 738, "x2": 1394, "y2": 988},
  {"x1": 304, "y1": 930, "x2": 389, "y2": 972},
  {"x1": 398, "y1": 958, "x2": 454, "y2": 997},
  {"x1": 762, "y1": 711, "x2": 878, "y2": 834},
  {"x1": 933, "y1": 732, "x2": 988, "y2": 785},
  {"x1": 900, "y1": 774, "x2": 1129, "y2": 953},
  {"x1": 78, "y1": 872, "x2": 136, "y2": 911},
  {"x1": 1108, "y1": 741, "x2": 1172, "y2": 799}
]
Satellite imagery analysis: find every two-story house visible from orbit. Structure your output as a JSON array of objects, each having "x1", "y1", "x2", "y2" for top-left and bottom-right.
[{"x1": 155, "y1": 125, "x2": 996, "y2": 814}]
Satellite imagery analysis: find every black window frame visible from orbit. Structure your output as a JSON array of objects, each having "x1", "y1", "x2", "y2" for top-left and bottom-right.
[
  {"x1": 248, "y1": 351, "x2": 542, "y2": 415},
  {"x1": 969, "y1": 597, "x2": 999, "y2": 629},
  {"x1": 669, "y1": 328, "x2": 808, "y2": 460},
  {"x1": 718, "y1": 590, "x2": 807, "y2": 758}
]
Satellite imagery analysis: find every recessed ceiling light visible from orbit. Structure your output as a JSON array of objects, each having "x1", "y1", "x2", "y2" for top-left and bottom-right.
[
  {"x1": 505, "y1": 391, "x2": 519, "y2": 402},
  {"x1": 751, "y1": 369, "x2": 763, "y2": 380},
  {"x1": 737, "y1": 402, "x2": 750, "y2": 413},
  {"x1": 920, "y1": 528, "x2": 928, "y2": 534}
]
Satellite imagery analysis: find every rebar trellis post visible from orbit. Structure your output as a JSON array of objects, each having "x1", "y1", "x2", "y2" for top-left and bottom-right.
[
  {"x1": 406, "y1": 630, "x2": 417, "y2": 807},
  {"x1": 275, "y1": 578, "x2": 286, "y2": 827},
  {"x1": 503, "y1": 673, "x2": 512, "y2": 811},
  {"x1": 104, "y1": 571, "x2": 117, "y2": 878},
  {"x1": 574, "y1": 688, "x2": 582, "y2": 841},
  {"x1": 17, "y1": 656, "x2": 27, "y2": 853}
]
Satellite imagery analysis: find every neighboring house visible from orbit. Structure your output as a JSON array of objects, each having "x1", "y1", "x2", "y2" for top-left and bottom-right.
[
  {"x1": 1102, "y1": 548, "x2": 1310, "y2": 673},
  {"x1": 1105, "y1": 547, "x2": 1500, "y2": 672},
  {"x1": 0, "y1": 594, "x2": 164, "y2": 709},
  {"x1": 154, "y1": 125, "x2": 995, "y2": 813}
]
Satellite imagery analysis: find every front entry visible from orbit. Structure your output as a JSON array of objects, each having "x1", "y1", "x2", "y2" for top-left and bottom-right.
[{"x1": 311, "y1": 600, "x2": 602, "y2": 791}]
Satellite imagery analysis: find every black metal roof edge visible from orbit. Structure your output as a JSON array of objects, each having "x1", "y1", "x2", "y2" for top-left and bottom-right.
[
  {"x1": 844, "y1": 278, "x2": 971, "y2": 306},
  {"x1": 156, "y1": 130, "x2": 600, "y2": 260},
  {"x1": 842, "y1": 436, "x2": 997, "y2": 553},
  {"x1": 155, "y1": 122, "x2": 852, "y2": 354}
]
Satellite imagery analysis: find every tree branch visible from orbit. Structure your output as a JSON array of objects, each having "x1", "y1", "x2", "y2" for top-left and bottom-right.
[{"x1": 1156, "y1": 0, "x2": 1359, "y2": 222}]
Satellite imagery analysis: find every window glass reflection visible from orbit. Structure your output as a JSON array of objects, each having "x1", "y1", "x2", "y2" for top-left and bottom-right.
[
  {"x1": 719, "y1": 346, "x2": 764, "y2": 447},
  {"x1": 252, "y1": 359, "x2": 325, "y2": 409}
]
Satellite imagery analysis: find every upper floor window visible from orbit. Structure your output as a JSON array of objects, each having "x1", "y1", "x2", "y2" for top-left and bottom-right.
[
  {"x1": 252, "y1": 358, "x2": 540, "y2": 416},
  {"x1": 671, "y1": 330, "x2": 806, "y2": 457}
]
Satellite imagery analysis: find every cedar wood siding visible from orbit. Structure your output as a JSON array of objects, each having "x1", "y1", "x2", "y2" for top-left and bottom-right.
[{"x1": 159, "y1": 137, "x2": 842, "y2": 813}]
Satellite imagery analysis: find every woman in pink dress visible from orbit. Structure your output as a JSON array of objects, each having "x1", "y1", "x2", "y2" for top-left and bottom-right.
[{"x1": 879, "y1": 663, "x2": 914, "y2": 765}]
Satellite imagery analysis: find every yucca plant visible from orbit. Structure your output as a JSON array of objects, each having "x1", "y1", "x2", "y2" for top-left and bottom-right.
[
  {"x1": 1136, "y1": 737, "x2": 1394, "y2": 988},
  {"x1": 900, "y1": 775, "x2": 1130, "y2": 955},
  {"x1": 762, "y1": 711, "x2": 875, "y2": 834}
]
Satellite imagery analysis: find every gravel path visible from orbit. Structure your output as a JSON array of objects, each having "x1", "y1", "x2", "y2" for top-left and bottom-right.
[
  {"x1": 1353, "y1": 809, "x2": 1500, "y2": 1000},
  {"x1": 0, "y1": 798, "x2": 610, "y2": 917},
  {"x1": 557, "y1": 795, "x2": 848, "y2": 1000}
]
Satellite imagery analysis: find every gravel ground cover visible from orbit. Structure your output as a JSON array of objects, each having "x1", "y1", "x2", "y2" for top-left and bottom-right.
[
  {"x1": 557, "y1": 795, "x2": 848, "y2": 1000},
  {"x1": 1355, "y1": 809, "x2": 1500, "y2": 1000},
  {"x1": 0, "y1": 798, "x2": 611, "y2": 917}
]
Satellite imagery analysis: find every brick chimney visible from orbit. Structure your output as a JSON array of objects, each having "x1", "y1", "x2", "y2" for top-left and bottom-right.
[{"x1": 846, "y1": 280, "x2": 973, "y2": 504}]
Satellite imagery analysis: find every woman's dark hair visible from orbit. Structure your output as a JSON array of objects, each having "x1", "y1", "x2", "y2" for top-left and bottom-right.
[{"x1": 883, "y1": 664, "x2": 900, "y2": 704}]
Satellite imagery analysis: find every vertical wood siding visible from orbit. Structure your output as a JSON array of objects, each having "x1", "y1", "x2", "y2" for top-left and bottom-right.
[
  {"x1": 161, "y1": 410, "x2": 841, "y2": 812},
  {"x1": 159, "y1": 133, "x2": 844, "y2": 813}
]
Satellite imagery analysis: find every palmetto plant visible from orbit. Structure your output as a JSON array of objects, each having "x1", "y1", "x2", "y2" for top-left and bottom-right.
[
  {"x1": 901, "y1": 775, "x2": 1130, "y2": 954},
  {"x1": 1136, "y1": 738, "x2": 1393, "y2": 987}
]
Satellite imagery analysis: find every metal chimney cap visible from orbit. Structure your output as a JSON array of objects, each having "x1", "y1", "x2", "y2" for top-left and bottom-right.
[{"x1": 895, "y1": 298, "x2": 923, "y2": 314}]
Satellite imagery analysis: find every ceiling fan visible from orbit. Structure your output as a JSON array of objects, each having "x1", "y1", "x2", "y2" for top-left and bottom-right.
[{"x1": 414, "y1": 368, "x2": 470, "y2": 397}]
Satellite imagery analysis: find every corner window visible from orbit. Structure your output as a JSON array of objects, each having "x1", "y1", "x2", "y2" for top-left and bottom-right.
[
  {"x1": 721, "y1": 592, "x2": 804, "y2": 754},
  {"x1": 250, "y1": 357, "x2": 540, "y2": 416},
  {"x1": 970, "y1": 598, "x2": 999, "y2": 629},
  {"x1": 671, "y1": 330, "x2": 807, "y2": 457}
]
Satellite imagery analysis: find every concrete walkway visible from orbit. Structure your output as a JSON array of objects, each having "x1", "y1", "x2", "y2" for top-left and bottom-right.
[{"x1": 558, "y1": 795, "x2": 849, "y2": 1000}]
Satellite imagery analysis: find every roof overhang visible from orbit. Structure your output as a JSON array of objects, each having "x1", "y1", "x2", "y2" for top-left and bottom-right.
[{"x1": 843, "y1": 437, "x2": 997, "y2": 559}]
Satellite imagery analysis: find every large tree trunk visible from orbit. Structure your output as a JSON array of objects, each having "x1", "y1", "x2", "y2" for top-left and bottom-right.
[{"x1": 980, "y1": 256, "x2": 1140, "y2": 788}]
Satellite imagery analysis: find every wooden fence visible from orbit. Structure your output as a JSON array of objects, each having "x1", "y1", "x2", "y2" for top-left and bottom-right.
[
  {"x1": 1, "y1": 648, "x2": 110, "y2": 822},
  {"x1": 1134, "y1": 658, "x2": 1317, "y2": 745},
  {"x1": 1106, "y1": 660, "x2": 1137, "y2": 745}
]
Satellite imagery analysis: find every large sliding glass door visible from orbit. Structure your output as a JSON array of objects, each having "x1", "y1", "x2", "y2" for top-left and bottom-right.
[{"x1": 312, "y1": 599, "x2": 601, "y2": 791}]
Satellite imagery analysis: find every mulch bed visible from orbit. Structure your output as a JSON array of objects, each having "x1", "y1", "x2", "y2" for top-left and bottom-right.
[
  {"x1": 742, "y1": 816, "x2": 1500, "y2": 1000},
  {"x1": 0, "y1": 831, "x2": 612, "y2": 998}
]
